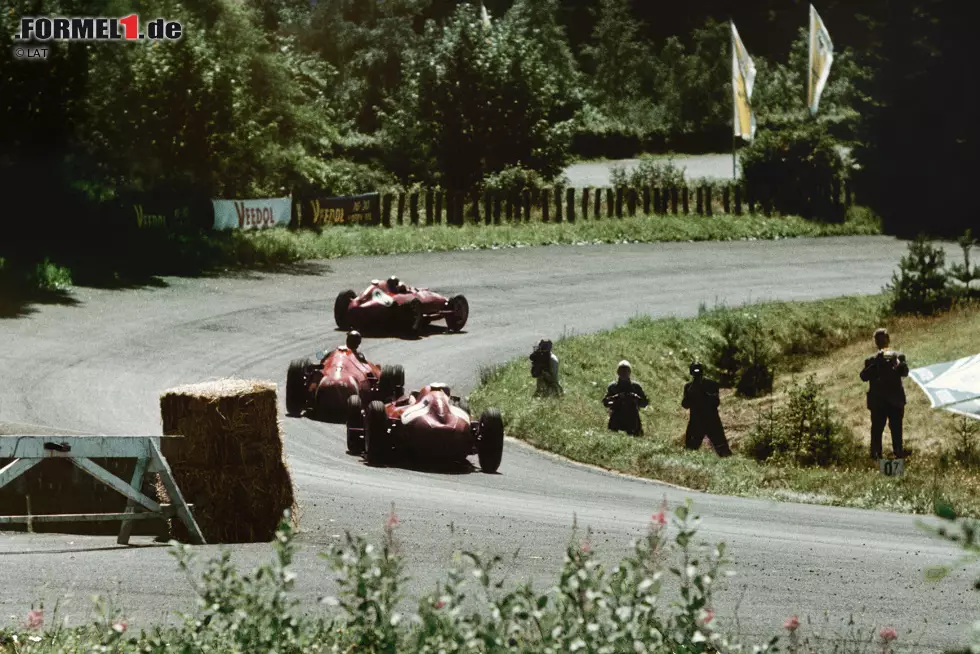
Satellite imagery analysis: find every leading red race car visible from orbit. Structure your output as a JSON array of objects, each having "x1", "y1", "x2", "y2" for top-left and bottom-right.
[
  {"x1": 334, "y1": 276, "x2": 469, "y2": 336},
  {"x1": 345, "y1": 383, "x2": 503, "y2": 473},
  {"x1": 286, "y1": 346, "x2": 405, "y2": 422}
]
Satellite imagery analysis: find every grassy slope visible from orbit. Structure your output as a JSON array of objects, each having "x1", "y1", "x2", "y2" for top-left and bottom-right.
[{"x1": 469, "y1": 296, "x2": 980, "y2": 518}]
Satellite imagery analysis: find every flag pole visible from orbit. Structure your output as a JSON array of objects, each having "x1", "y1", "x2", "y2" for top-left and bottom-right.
[{"x1": 731, "y1": 20, "x2": 737, "y2": 180}]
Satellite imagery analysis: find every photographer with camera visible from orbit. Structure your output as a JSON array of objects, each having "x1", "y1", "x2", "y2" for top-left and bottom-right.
[
  {"x1": 860, "y1": 328, "x2": 910, "y2": 460},
  {"x1": 530, "y1": 339, "x2": 563, "y2": 397},
  {"x1": 682, "y1": 361, "x2": 732, "y2": 457},
  {"x1": 602, "y1": 361, "x2": 649, "y2": 436}
]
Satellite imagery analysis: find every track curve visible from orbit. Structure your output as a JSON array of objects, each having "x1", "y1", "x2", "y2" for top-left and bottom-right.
[{"x1": 0, "y1": 237, "x2": 972, "y2": 649}]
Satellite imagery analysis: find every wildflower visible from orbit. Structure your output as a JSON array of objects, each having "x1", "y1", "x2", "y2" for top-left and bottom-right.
[
  {"x1": 784, "y1": 616, "x2": 800, "y2": 632},
  {"x1": 433, "y1": 599, "x2": 446, "y2": 609},
  {"x1": 385, "y1": 511, "x2": 400, "y2": 531},
  {"x1": 25, "y1": 609, "x2": 43, "y2": 630},
  {"x1": 879, "y1": 627, "x2": 897, "y2": 642},
  {"x1": 112, "y1": 620, "x2": 127, "y2": 634},
  {"x1": 581, "y1": 540, "x2": 592, "y2": 554},
  {"x1": 651, "y1": 495, "x2": 669, "y2": 526},
  {"x1": 698, "y1": 609, "x2": 714, "y2": 626}
]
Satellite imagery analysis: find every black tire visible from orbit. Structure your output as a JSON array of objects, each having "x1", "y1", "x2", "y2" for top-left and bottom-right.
[
  {"x1": 286, "y1": 358, "x2": 311, "y2": 416},
  {"x1": 315, "y1": 387, "x2": 334, "y2": 422},
  {"x1": 379, "y1": 364, "x2": 406, "y2": 400},
  {"x1": 364, "y1": 400, "x2": 390, "y2": 465},
  {"x1": 477, "y1": 408, "x2": 504, "y2": 473},
  {"x1": 446, "y1": 295, "x2": 469, "y2": 332},
  {"x1": 402, "y1": 299, "x2": 423, "y2": 336},
  {"x1": 334, "y1": 290, "x2": 356, "y2": 330},
  {"x1": 346, "y1": 395, "x2": 364, "y2": 454}
]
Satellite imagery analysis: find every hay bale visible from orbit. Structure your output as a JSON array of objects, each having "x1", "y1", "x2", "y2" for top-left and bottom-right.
[{"x1": 157, "y1": 379, "x2": 296, "y2": 543}]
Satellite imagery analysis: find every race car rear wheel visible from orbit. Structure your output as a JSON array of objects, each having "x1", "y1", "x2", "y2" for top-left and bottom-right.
[
  {"x1": 346, "y1": 395, "x2": 364, "y2": 454},
  {"x1": 379, "y1": 364, "x2": 406, "y2": 400},
  {"x1": 286, "y1": 358, "x2": 311, "y2": 416},
  {"x1": 446, "y1": 295, "x2": 469, "y2": 332},
  {"x1": 477, "y1": 408, "x2": 504, "y2": 473},
  {"x1": 364, "y1": 400, "x2": 390, "y2": 465},
  {"x1": 334, "y1": 290, "x2": 356, "y2": 330},
  {"x1": 402, "y1": 299, "x2": 423, "y2": 336}
]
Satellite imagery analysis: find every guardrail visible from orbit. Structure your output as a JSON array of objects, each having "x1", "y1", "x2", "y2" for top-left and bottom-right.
[{"x1": 0, "y1": 435, "x2": 205, "y2": 545}]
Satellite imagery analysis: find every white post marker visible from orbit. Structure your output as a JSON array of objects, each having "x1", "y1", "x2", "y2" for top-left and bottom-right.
[
  {"x1": 879, "y1": 458, "x2": 905, "y2": 477},
  {"x1": 0, "y1": 435, "x2": 205, "y2": 545}
]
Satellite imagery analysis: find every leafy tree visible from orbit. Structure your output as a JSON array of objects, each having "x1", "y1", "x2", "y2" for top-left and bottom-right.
[{"x1": 580, "y1": 0, "x2": 652, "y2": 118}]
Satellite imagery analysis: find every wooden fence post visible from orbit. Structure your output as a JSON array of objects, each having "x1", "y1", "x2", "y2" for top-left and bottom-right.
[
  {"x1": 382, "y1": 193, "x2": 392, "y2": 228},
  {"x1": 505, "y1": 193, "x2": 513, "y2": 222},
  {"x1": 696, "y1": 187, "x2": 703, "y2": 215},
  {"x1": 615, "y1": 187, "x2": 623, "y2": 218},
  {"x1": 524, "y1": 190, "x2": 532, "y2": 222},
  {"x1": 483, "y1": 190, "x2": 491, "y2": 225},
  {"x1": 682, "y1": 187, "x2": 689, "y2": 215},
  {"x1": 409, "y1": 191, "x2": 419, "y2": 225},
  {"x1": 425, "y1": 190, "x2": 433, "y2": 226},
  {"x1": 471, "y1": 193, "x2": 480, "y2": 225},
  {"x1": 435, "y1": 191, "x2": 443, "y2": 225},
  {"x1": 734, "y1": 185, "x2": 742, "y2": 216},
  {"x1": 606, "y1": 188, "x2": 613, "y2": 218},
  {"x1": 493, "y1": 191, "x2": 501, "y2": 225},
  {"x1": 550, "y1": 187, "x2": 559, "y2": 223},
  {"x1": 627, "y1": 188, "x2": 637, "y2": 217},
  {"x1": 566, "y1": 188, "x2": 575, "y2": 223},
  {"x1": 671, "y1": 187, "x2": 679, "y2": 215},
  {"x1": 643, "y1": 186, "x2": 651, "y2": 215},
  {"x1": 594, "y1": 187, "x2": 601, "y2": 219},
  {"x1": 583, "y1": 188, "x2": 590, "y2": 220},
  {"x1": 705, "y1": 186, "x2": 713, "y2": 217},
  {"x1": 397, "y1": 192, "x2": 406, "y2": 225},
  {"x1": 747, "y1": 186, "x2": 756, "y2": 215},
  {"x1": 542, "y1": 188, "x2": 550, "y2": 223},
  {"x1": 723, "y1": 185, "x2": 731, "y2": 214},
  {"x1": 653, "y1": 188, "x2": 661, "y2": 215}
]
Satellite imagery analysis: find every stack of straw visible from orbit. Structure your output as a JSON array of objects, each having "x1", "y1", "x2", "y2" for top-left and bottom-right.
[{"x1": 157, "y1": 379, "x2": 297, "y2": 543}]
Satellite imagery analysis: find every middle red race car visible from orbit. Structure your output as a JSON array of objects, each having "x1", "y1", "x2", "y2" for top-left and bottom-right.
[
  {"x1": 286, "y1": 345, "x2": 405, "y2": 422},
  {"x1": 345, "y1": 383, "x2": 504, "y2": 473},
  {"x1": 334, "y1": 277, "x2": 469, "y2": 336}
]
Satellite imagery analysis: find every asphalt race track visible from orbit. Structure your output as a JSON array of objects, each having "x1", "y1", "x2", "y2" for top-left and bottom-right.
[{"x1": 1, "y1": 236, "x2": 974, "y2": 649}]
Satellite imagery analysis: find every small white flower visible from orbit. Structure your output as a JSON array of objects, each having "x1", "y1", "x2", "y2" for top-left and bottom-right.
[
  {"x1": 692, "y1": 631, "x2": 707, "y2": 643},
  {"x1": 686, "y1": 565, "x2": 697, "y2": 578},
  {"x1": 320, "y1": 596, "x2": 339, "y2": 606}
]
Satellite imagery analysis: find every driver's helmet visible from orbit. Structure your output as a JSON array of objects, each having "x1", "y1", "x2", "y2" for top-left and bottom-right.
[
  {"x1": 346, "y1": 330, "x2": 362, "y2": 351},
  {"x1": 387, "y1": 275, "x2": 400, "y2": 292}
]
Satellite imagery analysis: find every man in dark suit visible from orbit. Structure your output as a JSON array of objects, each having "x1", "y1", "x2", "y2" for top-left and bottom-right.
[
  {"x1": 682, "y1": 361, "x2": 732, "y2": 457},
  {"x1": 860, "y1": 328, "x2": 910, "y2": 459},
  {"x1": 602, "y1": 361, "x2": 649, "y2": 436}
]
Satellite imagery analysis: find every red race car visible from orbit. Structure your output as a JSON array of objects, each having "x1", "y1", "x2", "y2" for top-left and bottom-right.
[
  {"x1": 334, "y1": 276, "x2": 469, "y2": 336},
  {"x1": 286, "y1": 346, "x2": 405, "y2": 422},
  {"x1": 345, "y1": 383, "x2": 503, "y2": 473}
]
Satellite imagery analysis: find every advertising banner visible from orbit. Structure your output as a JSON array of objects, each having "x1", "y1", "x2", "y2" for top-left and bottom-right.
[
  {"x1": 212, "y1": 197, "x2": 292, "y2": 231},
  {"x1": 910, "y1": 353, "x2": 980, "y2": 420},
  {"x1": 300, "y1": 193, "x2": 381, "y2": 227}
]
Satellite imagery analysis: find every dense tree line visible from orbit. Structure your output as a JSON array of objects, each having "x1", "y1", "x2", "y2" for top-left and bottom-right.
[{"x1": 0, "y1": 0, "x2": 972, "y2": 240}]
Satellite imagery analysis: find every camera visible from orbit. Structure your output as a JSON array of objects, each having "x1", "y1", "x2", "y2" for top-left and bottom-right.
[{"x1": 530, "y1": 347, "x2": 549, "y2": 378}]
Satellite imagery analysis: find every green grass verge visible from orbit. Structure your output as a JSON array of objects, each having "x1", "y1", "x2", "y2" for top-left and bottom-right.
[{"x1": 468, "y1": 294, "x2": 980, "y2": 518}]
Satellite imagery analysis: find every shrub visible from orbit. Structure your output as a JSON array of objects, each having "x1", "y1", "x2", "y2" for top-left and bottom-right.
[
  {"x1": 745, "y1": 375, "x2": 856, "y2": 467},
  {"x1": 610, "y1": 155, "x2": 686, "y2": 190},
  {"x1": 481, "y1": 164, "x2": 552, "y2": 198},
  {"x1": 707, "y1": 311, "x2": 776, "y2": 397},
  {"x1": 949, "y1": 229, "x2": 980, "y2": 301},
  {"x1": 886, "y1": 236, "x2": 953, "y2": 316},
  {"x1": 739, "y1": 122, "x2": 845, "y2": 220}
]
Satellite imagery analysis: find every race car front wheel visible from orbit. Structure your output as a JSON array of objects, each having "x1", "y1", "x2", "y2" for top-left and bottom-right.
[
  {"x1": 364, "y1": 400, "x2": 390, "y2": 465},
  {"x1": 379, "y1": 364, "x2": 406, "y2": 400},
  {"x1": 334, "y1": 290, "x2": 356, "y2": 330},
  {"x1": 477, "y1": 408, "x2": 504, "y2": 474},
  {"x1": 286, "y1": 358, "x2": 312, "y2": 416},
  {"x1": 446, "y1": 295, "x2": 469, "y2": 332},
  {"x1": 346, "y1": 395, "x2": 364, "y2": 454}
]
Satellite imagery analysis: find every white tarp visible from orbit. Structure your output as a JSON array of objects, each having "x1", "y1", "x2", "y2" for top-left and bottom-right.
[
  {"x1": 909, "y1": 353, "x2": 980, "y2": 420},
  {"x1": 212, "y1": 197, "x2": 292, "y2": 231}
]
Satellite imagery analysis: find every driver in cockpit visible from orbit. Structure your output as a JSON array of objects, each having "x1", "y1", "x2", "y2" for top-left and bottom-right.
[{"x1": 385, "y1": 275, "x2": 409, "y2": 294}]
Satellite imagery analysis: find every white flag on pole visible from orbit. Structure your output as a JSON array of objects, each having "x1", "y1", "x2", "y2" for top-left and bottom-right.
[
  {"x1": 731, "y1": 22, "x2": 757, "y2": 142},
  {"x1": 808, "y1": 4, "x2": 835, "y2": 115}
]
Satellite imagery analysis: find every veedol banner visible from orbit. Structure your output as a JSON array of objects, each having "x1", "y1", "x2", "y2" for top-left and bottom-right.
[{"x1": 212, "y1": 197, "x2": 292, "y2": 231}]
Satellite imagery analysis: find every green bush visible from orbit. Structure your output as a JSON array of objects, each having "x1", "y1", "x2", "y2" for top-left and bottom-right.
[
  {"x1": 739, "y1": 122, "x2": 845, "y2": 220},
  {"x1": 949, "y1": 229, "x2": 980, "y2": 301},
  {"x1": 886, "y1": 236, "x2": 953, "y2": 316},
  {"x1": 745, "y1": 375, "x2": 857, "y2": 467},
  {"x1": 707, "y1": 311, "x2": 776, "y2": 397},
  {"x1": 481, "y1": 164, "x2": 553, "y2": 198},
  {"x1": 610, "y1": 156, "x2": 686, "y2": 189}
]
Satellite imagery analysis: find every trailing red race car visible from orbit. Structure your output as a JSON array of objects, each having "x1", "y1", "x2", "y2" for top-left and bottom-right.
[
  {"x1": 286, "y1": 346, "x2": 405, "y2": 422},
  {"x1": 345, "y1": 383, "x2": 503, "y2": 473},
  {"x1": 334, "y1": 276, "x2": 469, "y2": 336}
]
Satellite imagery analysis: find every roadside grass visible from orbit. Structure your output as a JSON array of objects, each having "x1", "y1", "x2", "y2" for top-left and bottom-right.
[
  {"x1": 469, "y1": 295, "x2": 980, "y2": 518},
  {"x1": 0, "y1": 207, "x2": 880, "y2": 292}
]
